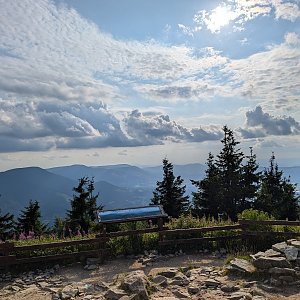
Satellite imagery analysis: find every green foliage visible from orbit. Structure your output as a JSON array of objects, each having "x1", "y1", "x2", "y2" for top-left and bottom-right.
[
  {"x1": 255, "y1": 154, "x2": 299, "y2": 220},
  {"x1": 0, "y1": 208, "x2": 15, "y2": 241},
  {"x1": 238, "y1": 208, "x2": 274, "y2": 231},
  {"x1": 192, "y1": 127, "x2": 260, "y2": 221},
  {"x1": 150, "y1": 158, "x2": 189, "y2": 218},
  {"x1": 67, "y1": 177, "x2": 103, "y2": 234},
  {"x1": 17, "y1": 200, "x2": 47, "y2": 236}
]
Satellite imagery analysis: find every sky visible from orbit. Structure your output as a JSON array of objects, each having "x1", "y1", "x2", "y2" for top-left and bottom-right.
[{"x1": 0, "y1": 0, "x2": 300, "y2": 171}]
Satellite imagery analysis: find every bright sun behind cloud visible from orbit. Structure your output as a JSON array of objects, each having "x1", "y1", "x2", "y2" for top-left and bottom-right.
[{"x1": 205, "y1": 5, "x2": 235, "y2": 33}]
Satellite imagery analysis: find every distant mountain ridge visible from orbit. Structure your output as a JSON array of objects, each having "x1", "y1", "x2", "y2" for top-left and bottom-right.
[{"x1": 0, "y1": 163, "x2": 299, "y2": 223}]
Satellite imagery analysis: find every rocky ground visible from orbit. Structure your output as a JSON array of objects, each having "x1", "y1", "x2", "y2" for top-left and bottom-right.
[{"x1": 1, "y1": 245, "x2": 300, "y2": 300}]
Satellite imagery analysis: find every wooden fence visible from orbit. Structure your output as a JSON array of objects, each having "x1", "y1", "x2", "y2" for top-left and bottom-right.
[{"x1": 1, "y1": 219, "x2": 300, "y2": 268}]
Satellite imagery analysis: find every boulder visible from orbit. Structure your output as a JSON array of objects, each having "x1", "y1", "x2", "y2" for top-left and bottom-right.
[
  {"x1": 152, "y1": 275, "x2": 168, "y2": 286},
  {"x1": 284, "y1": 246, "x2": 299, "y2": 261},
  {"x1": 120, "y1": 270, "x2": 149, "y2": 300},
  {"x1": 203, "y1": 278, "x2": 220, "y2": 288},
  {"x1": 229, "y1": 258, "x2": 256, "y2": 274},
  {"x1": 272, "y1": 242, "x2": 288, "y2": 253},
  {"x1": 252, "y1": 256, "x2": 291, "y2": 269}
]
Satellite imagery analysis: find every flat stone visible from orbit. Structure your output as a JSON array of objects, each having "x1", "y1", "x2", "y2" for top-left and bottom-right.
[
  {"x1": 172, "y1": 289, "x2": 190, "y2": 298},
  {"x1": 252, "y1": 256, "x2": 291, "y2": 269},
  {"x1": 220, "y1": 283, "x2": 240, "y2": 293},
  {"x1": 284, "y1": 246, "x2": 299, "y2": 261},
  {"x1": 228, "y1": 292, "x2": 252, "y2": 300},
  {"x1": 264, "y1": 249, "x2": 283, "y2": 257},
  {"x1": 152, "y1": 275, "x2": 168, "y2": 286},
  {"x1": 272, "y1": 242, "x2": 288, "y2": 253},
  {"x1": 290, "y1": 240, "x2": 300, "y2": 248},
  {"x1": 203, "y1": 278, "x2": 220, "y2": 287},
  {"x1": 269, "y1": 267, "x2": 295, "y2": 276},
  {"x1": 156, "y1": 268, "x2": 178, "y2": 278},
  {"x1": 229, "y1": 258, "x2": 256, "y2": 274}
]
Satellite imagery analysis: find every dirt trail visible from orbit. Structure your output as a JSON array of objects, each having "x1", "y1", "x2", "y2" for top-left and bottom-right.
[{"x1": 1, "y1": 254, "x2": 300, "y2": 300}]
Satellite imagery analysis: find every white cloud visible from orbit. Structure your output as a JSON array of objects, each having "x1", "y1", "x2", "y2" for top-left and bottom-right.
[
  {"x1": 272, "y1": 0, "x2": 300, "y2": 21},
  {"x1": 222, "y1": 32, "x2": 300, "y2": 111},
  {"x1": 123, "y1": 109, "x2": 223, "y2": 145},
  {"x1": 239, "y1": 106, "x2": 300, "y2": 138}
]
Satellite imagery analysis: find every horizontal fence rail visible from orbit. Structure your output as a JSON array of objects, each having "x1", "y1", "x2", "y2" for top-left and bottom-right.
[{"x1": 1, "y1": 219, "x2": 300, "y2": 267}]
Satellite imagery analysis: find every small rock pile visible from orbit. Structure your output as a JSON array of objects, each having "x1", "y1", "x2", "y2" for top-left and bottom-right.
[
  {"x1": 229, "y1": 239, "x2": 300, "y2": 287},
  {"x1": 252, "y1": 239, "x2": 300, "y2": 286}
]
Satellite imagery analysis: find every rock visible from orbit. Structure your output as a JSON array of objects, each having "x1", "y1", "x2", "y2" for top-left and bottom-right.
[
  {"x1": 149, "y1": 268, "x2": 178, "y2": 278},
  {"x1": 228, "y1": 291, "x2": 252, "y2": 300},
  {"x1": 170, "y1": 273, "x2": 189, "y2": 286},
  {"x1": 172, "y1": 289, "x2": 190, "y2": 298},
  {"x1": 187, "y1": 285, "x2": 200, "y2": 294},
  {"x1": 104, "y1": 288, "x2": 128, "y2": 299},
  {"x1": 272, "y1": 242, "x2": 288, "y2": 253},
  {"x1": 152, "y1": 275, "x2": 168, "y2": 286},
  {"x1": 290, "y1": 240, "x2": 300, "y2": 248},
  {"x1": 85, "y1": 264, "x2": 98, "y2": 270},
  {"x1": 220, "y1": 283, "x2": 240, "y2": 293},
  {"x1": 229, "y1": 258, "x2": 256, "y2": 274},
  {"x1": 120, "y1": 270, "x2": 149, "y2": 300},
  {"x1": 257, "y1": 284, "x2": 279, "y2": 293},
  {"x1": 60, "y1": 284, "x2": 79, "y2": 299},
  {"x1": 269, "y1": 267, "x2": 295, "y2": 276},
  {"x1": 203, "y1": 278, "x2": 220, "y2": 288},
  {"x1": 252, "y1": 256, "x2": 291, "y2": 269},
  {"x1": 252, "y1": 297, "x2": 266, "y2": 300},
  {"x1": 284, "y1": 246, "x2": 299, "y2": 261}
]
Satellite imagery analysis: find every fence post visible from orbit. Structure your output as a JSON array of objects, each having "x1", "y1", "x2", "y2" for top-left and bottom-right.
[{"x1": 239, "y1": 219, "x2": 248, "y2": 241}]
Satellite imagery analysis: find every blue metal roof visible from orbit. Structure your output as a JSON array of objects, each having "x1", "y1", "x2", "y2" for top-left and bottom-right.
[{"x1": 97, "y1": 205, "x2": 167, "y2": 223}]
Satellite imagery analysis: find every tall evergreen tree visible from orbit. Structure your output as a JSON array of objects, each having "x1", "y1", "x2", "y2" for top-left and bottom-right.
[
  {"x1": 17, "y1": 200, "x2": 46, "y2": 236},
  {"x1": 255, "y1": 153, "x2": 299, "y2": 220},
  {"x1": 67, "y1": 177, "x2": 102, "y2": 234},
  {"x1": 0, "y1": 208, "x2": 14, "y2": 241},
  {"x1": 215, "y1": 126, "x2": 244, "y2": 220},
  {"x1": 150, "y1": 158, "x2": 189, "y2": 218},
  {"x1": 239, "y1": 147, "x2": 261, "y2": 212},
  {"x1": 191, "y1": 152, "x2": 222, "y2": 218}
]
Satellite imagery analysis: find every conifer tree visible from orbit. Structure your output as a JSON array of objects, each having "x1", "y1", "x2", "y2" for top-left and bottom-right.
[
  {"x1": 191, "y1": 152, "x2": 222, "y2": 218},
  {"x1": 17, "y1": 200, "x2": 46, "y2": 236},
  {"x1": 150, "y1": 158, "x2": 189, "y2": 218},
  {"x1": 67, "y1": 177, "x2": 102, "y2": 234},
  {"x1": 0, "y1": 208, "x2": 14, "y2": 241},
  {"x1": 239, "y1": 147, "x2": 261, "y2": 211},
  {"x1": 255, "y1": 153, "x2": 299, "y2": 220},
  {"x1": 215, "y1": 126, "x2": 244, "y2": 220}
]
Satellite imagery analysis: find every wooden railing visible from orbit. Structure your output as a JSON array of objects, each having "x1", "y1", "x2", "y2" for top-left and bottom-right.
[{"x1": 1, "y1": 219, "x2": 300, "y2": 267}]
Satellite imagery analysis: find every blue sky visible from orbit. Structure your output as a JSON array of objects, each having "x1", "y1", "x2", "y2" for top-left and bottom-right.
[{"x1": 0, "y1": 0, "x2": 300, "y2": 170}]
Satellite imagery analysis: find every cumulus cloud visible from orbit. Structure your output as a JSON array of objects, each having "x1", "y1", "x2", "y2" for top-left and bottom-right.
[
  {"x1": 123, "y1": 109, "x2": 223, "y2": 145},
  {"x1": 239, "y1": 106, "x2": 300, "y2": 138},
  {"x1": 0, "y1": 101, "x2": 223, "y2": 152}
]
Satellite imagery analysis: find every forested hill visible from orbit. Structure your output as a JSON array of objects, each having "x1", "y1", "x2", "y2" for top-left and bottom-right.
[{"x1": 0, "y1": 164, "x2": 299, "y2": 223}]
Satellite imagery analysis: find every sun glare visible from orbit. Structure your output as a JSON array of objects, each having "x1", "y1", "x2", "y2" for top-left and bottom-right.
[{"x1": 206, "y1": 5, "x2": 234, "y2": 33}]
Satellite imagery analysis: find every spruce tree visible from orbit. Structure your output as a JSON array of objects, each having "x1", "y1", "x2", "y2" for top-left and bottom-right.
[
  {"x1": 0, "y1": 209, "x2": 14, "y2": 241},
  {"x1": 67, "y1": 177, "x2": 102, "y2": 234},
  {"x1": 17, "y1": 200, "x2": 46, "y2": 236},
  {"x1": 255, "y1": 153, "x2": 299, "y2": 220},
  {"x1": 191, "y1": 152, "x2": 222, "y2": 218},
  {"x1": 150, "y1": 158, "x2": 189, "y2": 218},
  {"x1": 215, "y1": 126, "x2": 244, "y2": 220},
  {"x1": 240, "y1": 147, "x2": 260, "y2": 212}
]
